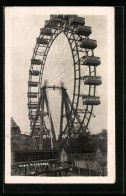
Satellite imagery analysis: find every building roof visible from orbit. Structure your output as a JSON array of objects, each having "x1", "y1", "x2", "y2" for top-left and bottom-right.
[{"x1": 11, "y1": 117, "x2": 18, "y2": 128}]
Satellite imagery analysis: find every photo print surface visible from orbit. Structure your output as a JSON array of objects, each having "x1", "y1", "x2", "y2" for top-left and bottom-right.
[{"x1": 5, "y1": 7, "x2": 115, "y2": 184}]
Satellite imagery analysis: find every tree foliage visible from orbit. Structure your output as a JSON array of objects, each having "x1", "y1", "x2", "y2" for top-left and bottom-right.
[{"x1": 64, "y1": 129, "x2": 107, "y2": 154}]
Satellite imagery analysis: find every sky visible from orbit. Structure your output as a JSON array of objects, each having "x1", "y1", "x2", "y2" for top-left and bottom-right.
[{"x1": 5, "y1": 7, "x2": 114, "y2": 135}]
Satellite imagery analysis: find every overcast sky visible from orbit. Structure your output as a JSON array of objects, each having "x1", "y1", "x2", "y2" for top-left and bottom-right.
[{"x1": 5, "y1": 7, "x2": 114, "y2": 135}]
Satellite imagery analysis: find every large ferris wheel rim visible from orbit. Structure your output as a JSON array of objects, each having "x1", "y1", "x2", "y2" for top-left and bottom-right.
[
  {"x1": 28, "y1": 15, "x2": 96, "y2": 137},
  {"x1": 31, "y1": 18, "x2": 81, "y2": 129},
  {"x1": 40, "y1": 18, "x2": 81, "y2": 136}
]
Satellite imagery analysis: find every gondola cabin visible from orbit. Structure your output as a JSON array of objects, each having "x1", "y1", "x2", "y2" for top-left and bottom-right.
[
  {"x1": 57, "y1": 15, "x2": 64, "y2": 20},
  {"x1": 28, "y1": 81, "x2": 38, "y2": 87},
  {"x1": 83, "y1": 56, "x2": 101, "y2": 66},
  {"x1": 29, "y1": 70, "x2": 39, "y2": 76},
  {"x1": 45, "y1": 20, "x2": 49, "y2": 26},
  {"x1": 83, "y1": 96, "x2": 101, "y2": 105},
  {"x1": 27, "y1": 93, "x2": 38, "y2": 98},
  {"x1": 40, "y1": 28, "x2": 52, "y2": 36},
  {"x1": 69, "y1": 16, "x2": 85, "y2": 26},
  {"x1": 84, "y1": 76, "x2": 102, "y2": 85},
  {"x1": 29, "y1": 115, "x2": 35, "y2": 120},
  {"x1": 31, "y1": 59, "x2": 42, "y2": 65},
  {"x1": 80, "y1": 38, "x2": 97, "y2": 49},
  {"x1": 37, "y1": 38, "x2": 48, "y2": 45},
  {"x1": 29, "y1": 110, "x2": 37, "y2": 116},
  {"x1": 45, "y1": 20, "x2": 58, "y2": 28},
  {"x1": 50, "y1": 15, "x2": 58, "y2": 20},
  {"x1": 33, "y1": 127, "x2": 41, "y2": 132},
  {"x1": 28, "y1": 103, "x2": 38, "y2": 109},
  {"x1": 74, "y1": 26, "x2": 92, "y2": 36},
  {"x1": 33, "y1": 125, "x2": 41, "y2": 130},
  {"x1": 63, "y1": 15, "x2": 78, "y2": 22}
]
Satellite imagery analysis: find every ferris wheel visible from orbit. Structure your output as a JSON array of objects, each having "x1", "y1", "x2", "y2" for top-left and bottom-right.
[{"x1": 27, "y1": 15, "x2": 102, "y2": 151}]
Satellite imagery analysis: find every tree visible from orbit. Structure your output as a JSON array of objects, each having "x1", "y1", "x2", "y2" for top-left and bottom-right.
[{"x1": 65, "y1": 129, "x2": 108, "y2": 153}]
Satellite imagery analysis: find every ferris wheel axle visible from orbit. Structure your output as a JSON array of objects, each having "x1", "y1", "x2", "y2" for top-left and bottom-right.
[{"x1": 41, "y1": 85, "x2": 67, "y2": 91}]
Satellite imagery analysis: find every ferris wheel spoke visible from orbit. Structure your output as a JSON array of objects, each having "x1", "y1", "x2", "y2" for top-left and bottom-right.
[
  {"x1": 54, "y1": 37, "x2": 70, "y2": 66},
  {"x1": 45, "y1": 45, "x2": 59, "y2": 76},
  {"x1": 48, "y1": 65, "x2": 73, "y2": 84},
  {"x1": 43, "y1": 63, "x2": 56, "y2": 84},
  {"x1": 49, "y1": 47, "x2": 61, "y2": 76}
]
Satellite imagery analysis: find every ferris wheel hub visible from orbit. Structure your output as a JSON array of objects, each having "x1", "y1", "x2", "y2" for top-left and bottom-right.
[{"x1": 41, "y1": 85, "x2": 67, "y2": 91}]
